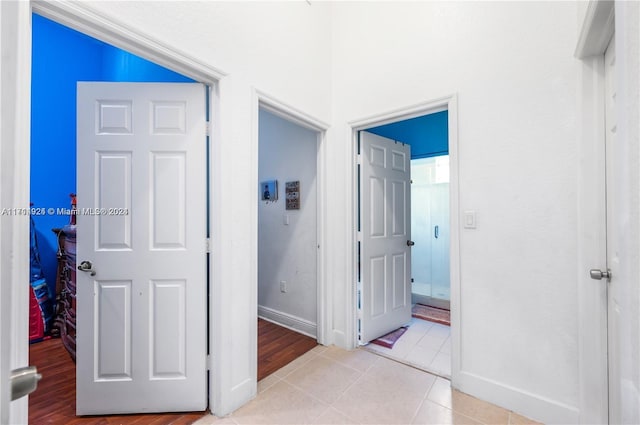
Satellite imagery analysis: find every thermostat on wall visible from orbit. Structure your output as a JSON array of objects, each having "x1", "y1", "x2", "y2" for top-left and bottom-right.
[{"x1": 261, "y1": 180, "x2": 278, "y2": 202}]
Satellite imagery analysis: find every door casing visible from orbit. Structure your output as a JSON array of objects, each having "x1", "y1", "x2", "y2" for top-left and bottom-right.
[
  {"x1": 348, "y1": 95, "x2": 461, "y2": 384},
  {"x1": 1, "y1": 2, "x2": 32, "y2": 422},
  {"x1": 575, "y1": 1, "x2": 614, "y2": 423},
  {"x1": 254, "y1": 90, "x2": 330, "y2": 344}
]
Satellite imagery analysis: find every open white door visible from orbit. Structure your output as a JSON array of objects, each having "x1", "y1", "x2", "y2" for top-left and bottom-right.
[
  {"x1": 76, "y1": 82, "x2": 207, "y2": 415},
  {"x1": 359, "y1": 131, "x2": 412, "y2": 344}
]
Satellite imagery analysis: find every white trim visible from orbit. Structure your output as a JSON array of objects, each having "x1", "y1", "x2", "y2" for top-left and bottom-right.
[
  {"x1": 349, "y1": 97, "x2": 450, "y2": 130},
  {"x1": 575, "y1": 0, "x2": 615, "y2": 59},
  {"x1": 210, "y1": 77, "x2": 256, "y2": 416},
  {"x1": 576, "y1": 53, "x2": 609, "y2": 425},
  {"x1": 256, "y1": 90, "x2": 330, "y2": 132},
  {"x1": 457, "y1": 371, "x2": 580, "y2": 425},
  {"x1": 348, "y1": 94, "x2": 461, "y2": 385},
  {"x1": 254, "y1": 88, "x2": 330, "y2": 346},
  {"x1": 31, "y1": 0, "x2": 226, "y2": 84},
  {"x1": 2, "y1": 1, "x2": 32, "y2": 423},
  {"x1": 315, "y1": 128, "x2": 329, "y2": 345},
  {"x1": 446, "y1": 95, "x2": 461, "y2": 386},
  {"x1": 575, "y1": 1, "x2": 614, "y2": 423},
  {"x1": 258, "y1": 306, "x2": 317, "y2": 339}
]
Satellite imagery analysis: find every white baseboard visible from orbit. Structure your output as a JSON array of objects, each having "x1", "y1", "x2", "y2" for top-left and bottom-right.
[
  {"x1": 258, "y1": 305, "x2": 317, "y2": 338},
  {"x1": 332, "y1": 329, "x2": 348, "y2": 349},
  {"x1": 457, "y1": 371, "x2": 580, "y2": 425}
]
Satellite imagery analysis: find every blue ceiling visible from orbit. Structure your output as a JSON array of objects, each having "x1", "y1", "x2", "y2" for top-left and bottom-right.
[{"x1": 367, "y1": 110, "x2": 448, "y2": 159}]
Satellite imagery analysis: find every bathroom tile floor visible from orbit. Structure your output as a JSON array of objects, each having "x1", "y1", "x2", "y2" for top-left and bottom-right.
[
  {"x1": 364, "y1": 317, "x2": 451, "y2": 379},
  {"x1": 195, "y1": 345, "x2": 541, "y2": 425}
]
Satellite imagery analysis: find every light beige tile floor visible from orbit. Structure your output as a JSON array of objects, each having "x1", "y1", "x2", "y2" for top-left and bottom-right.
[
  {"x1": 363, "y1": 317, "x2": 451, "y2": 378},
  {"x1": 194, "y1": 345, "x2": 542, "y2": 425}
]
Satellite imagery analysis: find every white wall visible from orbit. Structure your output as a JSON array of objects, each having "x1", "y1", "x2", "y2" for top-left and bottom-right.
[
  {"x1": 258, "y1": 109, "x2": 318, "y2": 336},
  {"x1": 330, "y1": 2, "x2": 580, "y2": 423}
]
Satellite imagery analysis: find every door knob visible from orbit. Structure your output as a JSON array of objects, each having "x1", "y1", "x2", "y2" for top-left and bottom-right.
[
  {"x1": 590, "y1": 268, "x2": 611, "y2": 280},
  {"x1": 407, "y1": 240, "x2": 415, "y2": 246},
  {"x1": 10, "y1": 366, "x2": 42, "y2": 401},
  {"x1": 78, "y1": 260, "x2": 96, "y2": 276}
]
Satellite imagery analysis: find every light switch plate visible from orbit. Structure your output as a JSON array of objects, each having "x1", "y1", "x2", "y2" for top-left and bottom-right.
[{"x1": 464, "y1": 210, "x2": 476, "y2": 229}]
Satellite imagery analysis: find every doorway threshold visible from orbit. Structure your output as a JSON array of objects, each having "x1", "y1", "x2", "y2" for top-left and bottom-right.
[
  {"x1": 411, "y1": 293, "x2": 450, "y2": 311},
  {"x1": 361, "y1": 317, "x2": 451, "y2": 380}
]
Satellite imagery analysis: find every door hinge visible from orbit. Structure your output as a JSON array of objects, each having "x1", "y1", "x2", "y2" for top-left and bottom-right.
[
  {"x1": 206, "y1": 238, "x2": 211, "y2": 253},
  {"x1": 356, "y1": 153, "x2": 362, "y2": 165},
  {"x1": 206, "y1": 121, "x2": 211, "y2": 137},
  {"x1": 356, "y1": 281, "x2": 362, "y2": 315},
  {"x1": 207, "y1": 354, "x2": 212, "y2": 371}
]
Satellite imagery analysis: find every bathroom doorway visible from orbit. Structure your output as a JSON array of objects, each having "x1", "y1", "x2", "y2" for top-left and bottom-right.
[
  {"x1": 358, "y1": 107, "x2": 452, "y2": 377},
  {"x1": 366, "y1": 110, "x2": 450, "y2": 312}
]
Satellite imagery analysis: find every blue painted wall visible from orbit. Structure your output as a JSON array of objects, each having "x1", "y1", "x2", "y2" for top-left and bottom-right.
[
  {"x1": 367, "y1": 110, "x2": 448, "y2": 159},
  {"x1": 31, "y1": 14, "x2": 192, "y2": 294},
  {"x1": 101, "y1": 46, "x2": 193, "y2": 82}
]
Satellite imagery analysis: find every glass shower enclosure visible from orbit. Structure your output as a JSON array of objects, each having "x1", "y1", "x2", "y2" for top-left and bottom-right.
[{"x1": 411, "y1": 155, "x2": 450, "y2": 310}]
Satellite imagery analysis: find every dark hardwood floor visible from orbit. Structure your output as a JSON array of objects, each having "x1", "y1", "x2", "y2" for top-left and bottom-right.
[
  {"x1": 29, "y1": 319, "x2": 317, "y2": 424},
  {"x1": 257, "y1": 318, "x2": 317, "y2": 381},
  {"x1": 28, "y1": 337, "x2": 206, "y2": 425}
]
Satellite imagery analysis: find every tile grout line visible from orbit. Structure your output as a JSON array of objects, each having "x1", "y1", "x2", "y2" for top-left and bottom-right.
[
  {"x1": 316, "y1": 347, "x2": 380, "y2": 375},
  {"x1": 320, "y1": 353, "x2": 386, "y2": 423},
  {"x1": 314, "y1": 354, "x2": 374, "y2": 423},
  {"x1": 271, "y1": 348, "x2": 321, "y2": 380},
  {"x1": 278, "y1": 352, "x2": 369, "y2": 424},
  {"x1": 408, "y1": 373, "x2": 439, "y2": 424},
  {"x1": 362, "y1": 344, "x2": 451, "y2": 381}
]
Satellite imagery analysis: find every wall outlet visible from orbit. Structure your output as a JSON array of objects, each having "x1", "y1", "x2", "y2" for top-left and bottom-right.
[{"x1": 280, "y1": 280, "x2": 287, "y2": 293}]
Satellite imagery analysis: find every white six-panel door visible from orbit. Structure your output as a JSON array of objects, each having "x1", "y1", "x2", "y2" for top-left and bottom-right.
[
  {"x1": 359, "y1": 131, "x2": 412, "y2": 343},
  {"x1": 76, "y1": 82, "x2": 207, "y2": 415}
]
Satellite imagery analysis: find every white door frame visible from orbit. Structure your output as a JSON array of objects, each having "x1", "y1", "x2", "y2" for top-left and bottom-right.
[
  {"x1": 253, "y1": 89, "x2": 330, "y2": 344},
  {"x1": 574, "y1": 1, "x2": 614, "y2": 423},
  {"x1": 8, "y1": 1, "x2": 227, "y2": 422},
  {"x1": 1, "y1": 1, "x2": 31, "y2": 422},
  {"x1": 348, "y1": 95, "x2": 461, "y2": 384}
]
